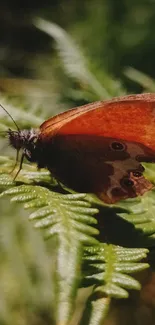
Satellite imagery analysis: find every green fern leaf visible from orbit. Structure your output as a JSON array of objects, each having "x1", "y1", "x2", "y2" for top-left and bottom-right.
[
  {"x1": 124, "y1": 67, "x2": 155, "y2": 92},
  {"x1": 83, "y1": 244, "x2": 149, "y2": 299},
  {"x1": 0, "y1": 185, "x2": 99, "y2": 243},
  {"x1": 80, "y1": 296, "x2": 111, "y2": 325},
  {"x1": 34, "y1": 18, "x2": 110, "y2": 100},
  {"x1": 0, "y1": 183, "x2": 99, "y2": 323},
  {"x1": 0, "y1": 96, "x2": 43, "y2": 130},
  {"x1": 116, "y1": 192, "x2": 155, "y2": 245},
  {"x1": 0, "y1": 159, "x2": 154, "y2": 324}
]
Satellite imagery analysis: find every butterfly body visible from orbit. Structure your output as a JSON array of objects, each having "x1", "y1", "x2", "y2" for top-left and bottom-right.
[{"x1": 7, "y1": 93, "x2": 155, "y2": 203}]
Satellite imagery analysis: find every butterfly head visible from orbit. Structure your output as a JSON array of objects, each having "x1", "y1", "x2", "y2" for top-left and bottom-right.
[{"x1": 7, "y1": 128, "x2": 39, "y2": 163}]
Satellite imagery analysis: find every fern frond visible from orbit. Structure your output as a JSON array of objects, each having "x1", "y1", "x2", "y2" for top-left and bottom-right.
[
  {"x1": 34, "y1": 18, "x2": 110, "y2": 100},
  {"x1": 0, "y1": 183, "x2": 99, "y2": 323},
  {"x1": 84, "y1": 244, "x2": 149, "y2": 298},
  {"x1": 0, "y1": 184, "x2": 99, "y2": 243},
  {"x1": 124, "y1": 67, "x2": 155, "y2": 92},
  {"x1": 0, "y1": 157, "x2": 54, "y2": 187},
  {"x1": 79, "y1": 244, "x2": 149, "y2": 324},
  {"x1": 117, "y1": 191, "x2": 155, "y2": 245},
  {"x1": 0, "y1": 95, "x2": 43, "y2": 130},
  {"x1": 0, "y1": 158, "x2": 154, "y2": 324},
  {"x1": 80, "y1": 296, "x2": 111, "y2": 325}
]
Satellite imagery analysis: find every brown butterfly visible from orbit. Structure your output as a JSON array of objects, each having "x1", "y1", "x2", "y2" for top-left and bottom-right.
[{"x1": 6, "y1": 93, "x2": 155, "y2": 203}]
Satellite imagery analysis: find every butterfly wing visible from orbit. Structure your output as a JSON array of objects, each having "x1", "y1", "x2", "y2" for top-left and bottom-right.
[
  {"x1": 39, "y1": 93, "x2": 155, "y2": 203},
  {"x1": 40, "y1": 93, "x2": 155, "y2": 150}
]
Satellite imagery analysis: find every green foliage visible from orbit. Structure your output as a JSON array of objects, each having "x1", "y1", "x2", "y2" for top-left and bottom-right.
[
  {"x1": 84, "y1": 245, "x2": 148, "y2": 297},
  {"x1": 35, "y1": 18, "x2": 111, "y2": 101},
  {"x1": 0, "y1": 165, "x2": 150, "y2": 325},
  {"x1": 1, "y1": 143, "x2": 155, "y2": 325},
  {"x1": 124, "y1": 67, "x2": 155, "y2": 93}
]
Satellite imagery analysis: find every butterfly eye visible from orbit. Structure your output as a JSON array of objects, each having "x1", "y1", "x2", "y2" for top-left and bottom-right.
[{"x1": 110, "y1": 141, "x2": 125, "y2": 151}]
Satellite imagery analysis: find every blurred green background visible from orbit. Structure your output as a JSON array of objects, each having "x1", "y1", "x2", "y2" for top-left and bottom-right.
[
  {"x1": 1, "y1": 1, "x2": 155, "y2": 324},
  {"x1": 1, "y1": 0, "x2": 155, "y2": 109}
]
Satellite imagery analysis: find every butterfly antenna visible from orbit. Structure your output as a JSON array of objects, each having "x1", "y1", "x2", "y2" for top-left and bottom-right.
[{"x1": 0, "y1": 103, "x2": 20, "y2": 131}]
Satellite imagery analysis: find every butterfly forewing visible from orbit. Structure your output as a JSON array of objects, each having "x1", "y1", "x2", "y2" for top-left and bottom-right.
[
  {"x1": 37, "y1": 94, "x2": 155, "y2": 203},
  {"x1": 40, "y1": 94, "x2": 155, "y2": 151}
]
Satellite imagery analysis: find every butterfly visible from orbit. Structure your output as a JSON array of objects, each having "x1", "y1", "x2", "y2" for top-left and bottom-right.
[{"x1": 7, "y1": 93, "x2": 155, "y2": 203}]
